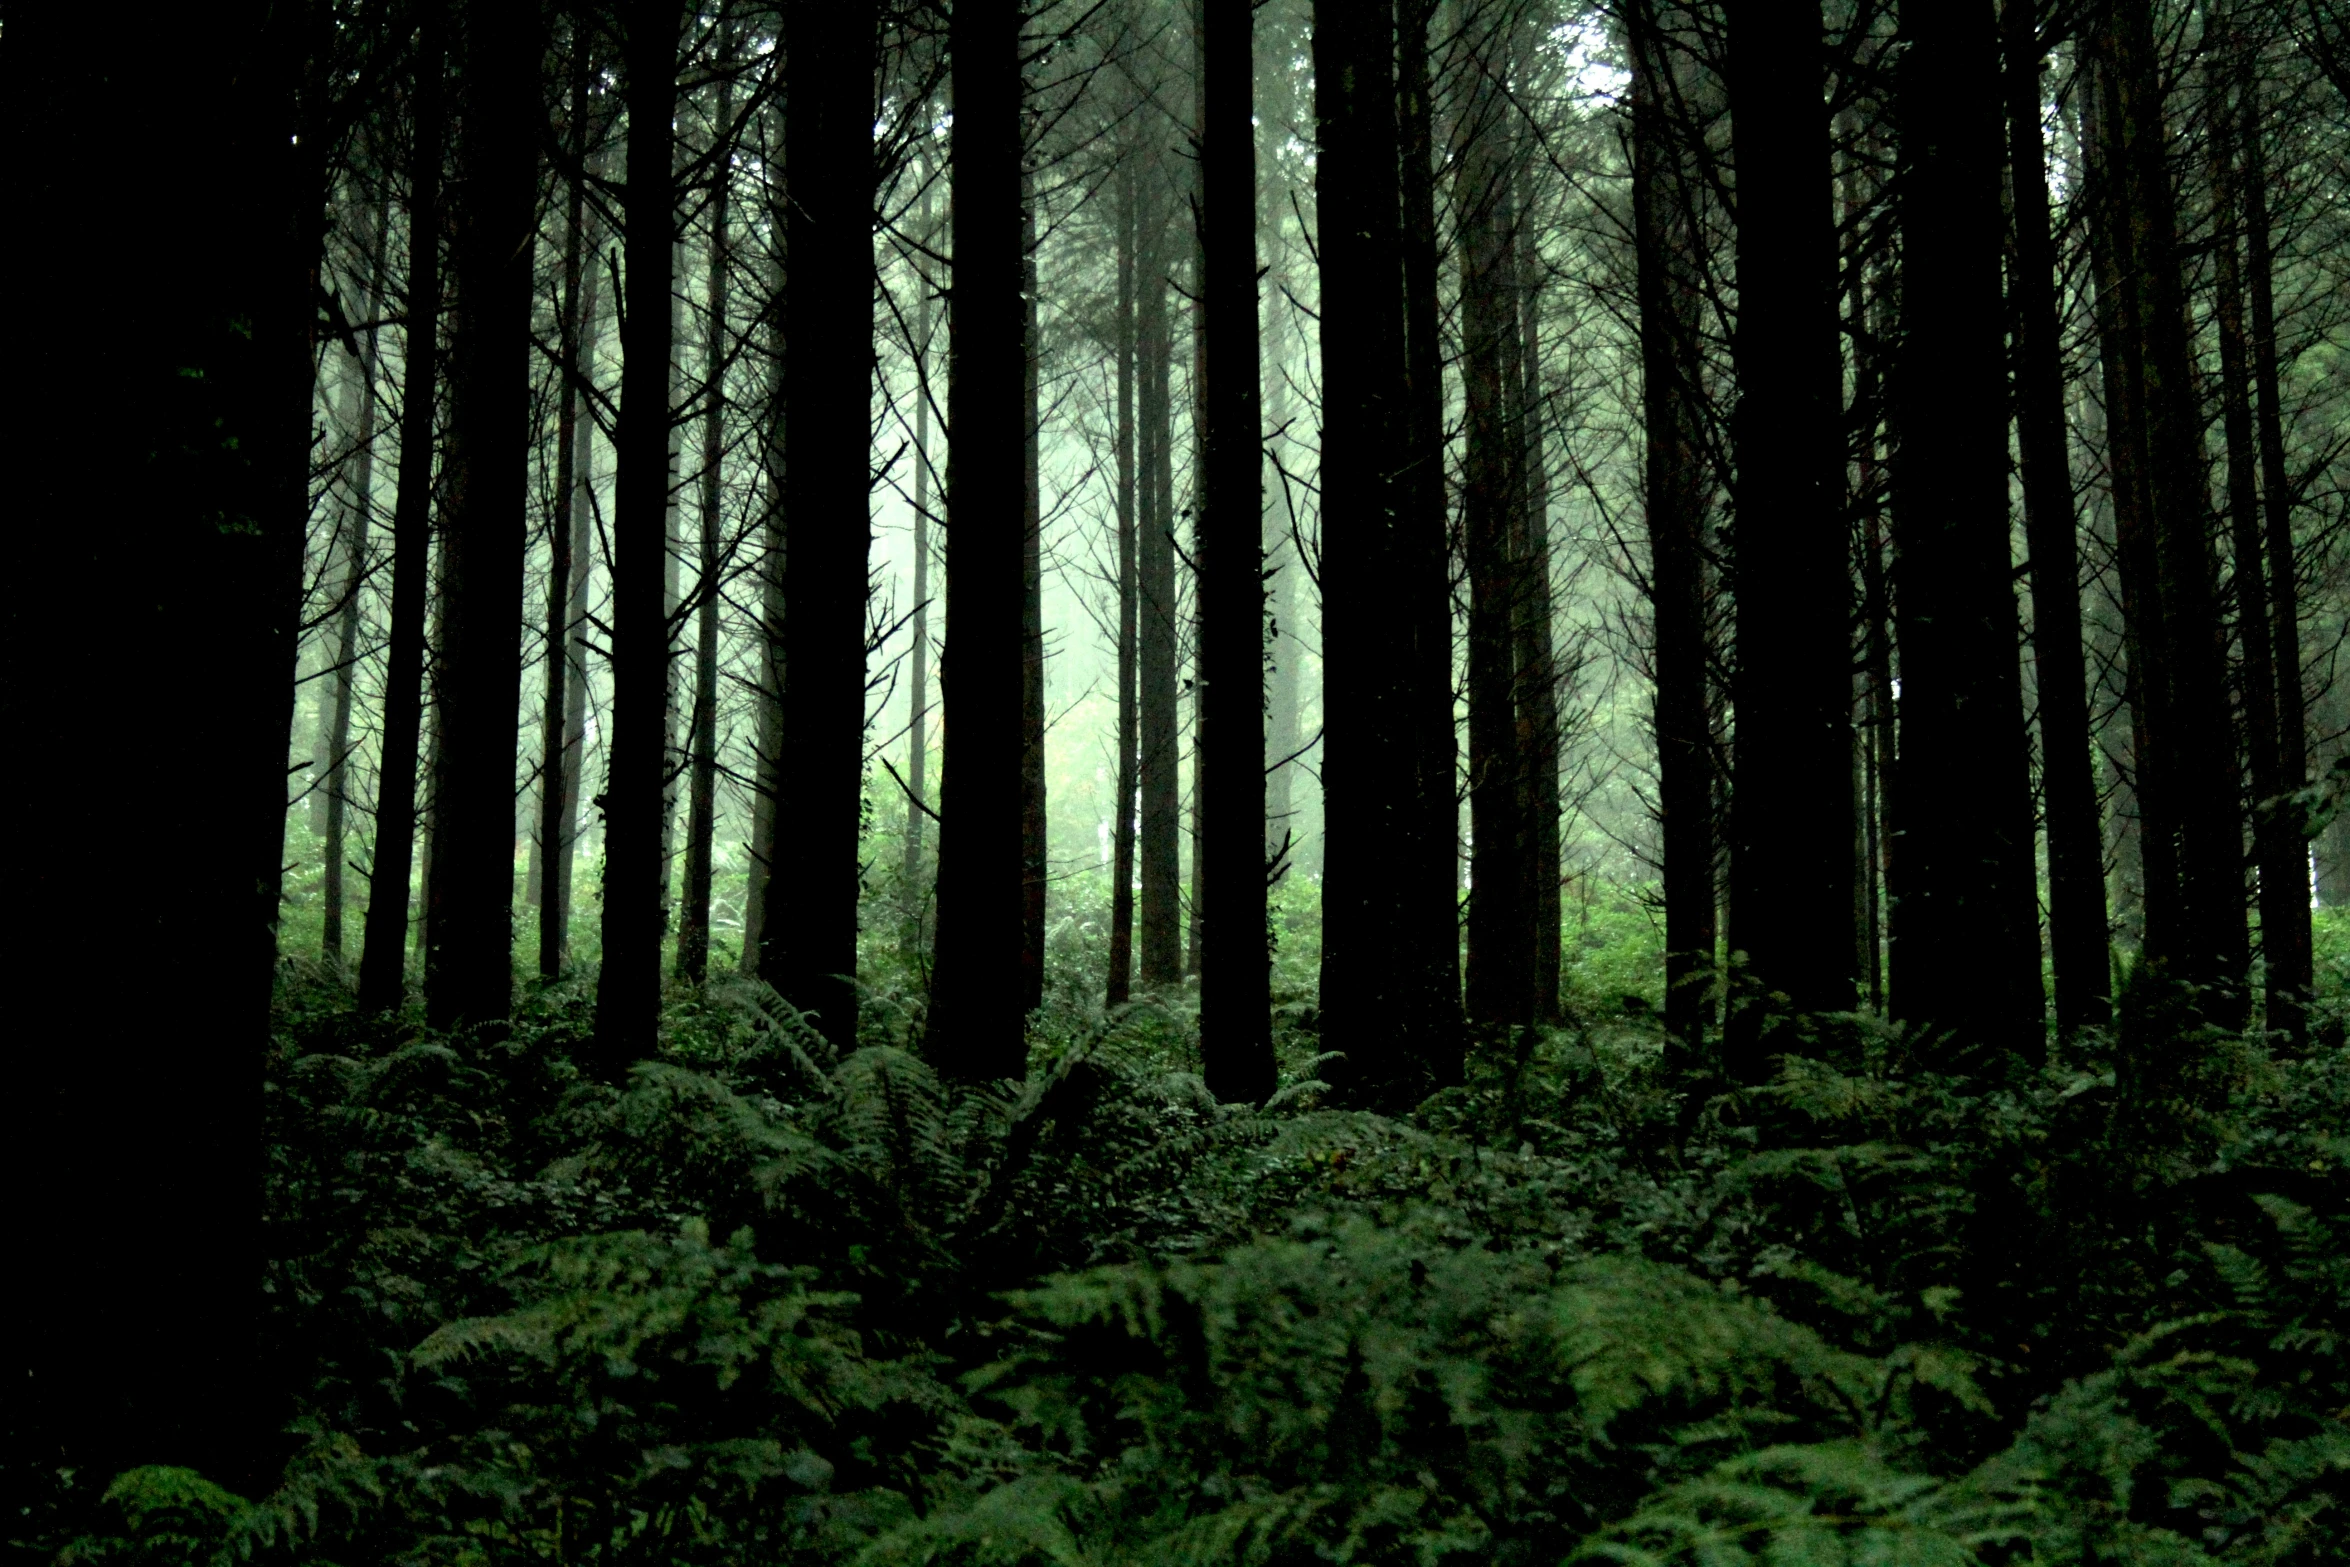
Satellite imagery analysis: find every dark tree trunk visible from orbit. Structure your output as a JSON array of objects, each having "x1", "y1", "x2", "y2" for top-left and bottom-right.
[
  {"x1": 554, "y1": 254, "x2": 603, "y2": 969},
  {"x1": 360, "y1": 9, "x2": 446, "y2": 1011},
  {"x1": 1197, "y1": 0, "x2": 1274, "y2": 1102},
  {"x1": 1313, "y1": 0, "x2": 1461, "y2": 1111},
  {"x1": 2238, "y1": 47, "x2": 2312, "y2": 1040},
  {"x1": 1629, "y1": 2, "x2": 1716, "y2": 1063},
  {"x1": 2093, "y1": 0, "x2": 2246, "y2": 1015},
  {"x1": 1886, "y1": 0, "x2": 2043, "y2": 1060},
  {"x1": 2209, "y1": 74, "x2": 2297, "y2": 1044},
  {"x1": 595, "y1": 0, "x2": 683, "y2": 1067},
  {"x1": 743, "y1": 109, "x2": 786, "y2": 973},
  {"x1": 906, "y1": 181, "x2": 937, "y2": 923},
  {"x1": 1109, "y1": 162, "x2": 1140, "y2": 1008},
  {"x1": 2005, "y1": 0, "x2": 2109, "y2": 1035},
  {"x1": 1020, "y1": 183, "x2": 1049, "y2": 1013},
  {"x1": 1136, "y1": 162, "x2": 1185, "y2": 992},
  {"x1": 766, "y1": 0, "x2": 876, "y2": 1049},
  {"x1": 326, "y1": 194, "x2": 389, "y2": 964},
  {"x1": 1397, "y1": 0, "x2": 1463, "y2": 1059},
  {"x1": 677, "y1": 48, "x2": 735, "y2": 987},
  {"x1": 422, "y1": 0, "x2": 536, "y2": 1032},
  {"x1": 1514, "y1": 158, "x2": 1562, "y2": 1025},
  {"x1": 923, "y1": 0, "x2": 1029, "y2": 1078},
  {"x1": 1723, "y1": 0, "x2": 1856, "y2": 1073},
  {"x1": 540, "y1": 45, "x2": 593, "y2": 981},
  {"x1": 1457, "y1": 8, "x2": 1532, "y2": 1030}
]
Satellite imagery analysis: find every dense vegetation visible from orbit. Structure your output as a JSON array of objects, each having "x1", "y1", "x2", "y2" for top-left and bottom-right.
[{"x1": 31, "y1": 919, "x2": 2350, "y2": 1562}]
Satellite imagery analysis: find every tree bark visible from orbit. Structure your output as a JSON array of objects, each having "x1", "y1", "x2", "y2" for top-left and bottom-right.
[
  {"x1": 1136, "y1": 158, "x2": 1185, "y2": 992},
  {"x1": 677, "y1": 44, "x2": 735, "y2": 987},
  {"x1": 1629, "y1": 1, "x2": 1716, "y2": 1063},
  {"x1": 767, "y1": 0, "x2": 877, "y2": 1050},
  {"x1": 2005, "y1": 0, "x2": 2109, "y2": 1035},
  {"x1": 1108, "y1": 161, "x2": 1140, "y2": 1008},
  {"x1": 1886, "y1": 0, "x2": 2043, "y2": 1060},
  {"x1": 1196, "y1": 0, "x2": 1274, "y2": 1101},
  {"x1": 325, "y1": 193, "x2": 389, "y2": 964},
  {"x1": 359, "y1": 8, "x2": 445, "y2": 1010},
  {"x1": 595, "y1": 0, "x2": 683, "y2": 1067},
  {"x1": 539, "y1": 42, "x2": 593, "y2": 981},
  {"x1": 1723, "y1": 0, "x2": 1856, "y2": 1074},
  {"x1": 923, "y1": 0, "x2": 1029, "y2": 1078},
  {"x1": 1313, "y1": 0, "x2": 1462, "y2": 1111},
  {"x1": 1020, "y1": 181, "x2": 1049, "y2": 1012}
]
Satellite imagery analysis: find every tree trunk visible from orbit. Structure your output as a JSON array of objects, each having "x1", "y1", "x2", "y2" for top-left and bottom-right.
[
  {"x1": 1313, "y1": 0, "x2": 1461, "y2": 1111},
  {"x1": 1629, "y1": 1, "x2": 1716, "y2": 1063},
  {"x1": 1020, "y1": 181, "x2": 1049, "y2": 1013},
  {"x1": 422, "y1": 0, "x2": 535, "y2": 1032},
  {"x1": 1108, "y1": 161, "x2": 1140, "y2": 1008},
  {"x1": 1886, "y1": 0, "x2": 2043, "y2": 1061},
  {"x1": 325, "y1": 193, "x2": 389, "y2": 965},
  {"x1": 677, "y1": 46, "x2": 735, "y2": 987},
  {"x1": 540, "y1": 44, "x2": 593, "y2": 982},
  {"x1": 1457, "y1": 7, "x2": 1532, "y2": 1029},
  {"x1": 1723, "y1": 0, "x2": 1856, "y2": 1074},
  {"x1": 595, "y1": 0, "x2": 683, "y2": 1067},
  {"x1": 922, "y1": 0, "x2": 1029, "y2": 1079},
  {"x1": 743, "y1": 103, "x2": 786, "y2": 974},
  {"x1": 906, "y1": 179, "x2": 937, "y2": 929},
  {"x1": 2005, "y1": 0, "x2": 2109, "y2": 1035},
  {"x1": 767, "y1": 0, "x2": 876, "y2": 1050},
  {"x1": 2238, "y1": 45, "x2": 2312, "y2": 1040},
  {"x1": 1514, "y1": 157, "x2": 1562, "y2": 1025},
  {"x1": 1136, "y1": 160, "x2": 1185, "y2": 992},
  {"x1": 359, "y1": 8, "x2": 445, "y2": 1011},
  {"x1": 1196, "y1": 0, "x2": 1274, "y2": 1102}
]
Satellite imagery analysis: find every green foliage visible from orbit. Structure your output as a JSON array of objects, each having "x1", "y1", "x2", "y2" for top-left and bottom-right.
[{"x1": 41, "y1": 957, "x2": 2350, "y2": 1565}]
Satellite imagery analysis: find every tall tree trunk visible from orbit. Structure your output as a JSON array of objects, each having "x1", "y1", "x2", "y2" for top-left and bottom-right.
[
  {"x1": 540, "y1": 45, "x2": 593, "y2": 981},
  {"x1": 2094, "y1": 0, "x2": 2246, "y2": 1015},
  {"x1": 1457, "y1": 7, "x2": 1531, "y2": 1029},
  {"x1": 2005, "y1": 0, "x2": 2110, "y2": 1035},
  {"x1": 1020, "y1": 181, "x2": 1049, "y2": 1012},
  {"x1": 1724, "y1": 0, "x2": 1856, "y2": 1074},
  {"x1": 1629, "y1": 1, "x2": 1715, "y2": 1062},
  {"x1": 1108, "y1": 162, "x2": 1140, "y2": 1008},
  {"x1": 423, "y1": 0, "x2": 535, "y2": 1032},
  {"x1": 923, "y1": 0, "x2": 1028, "y2": 1078},
  {"x1": 1197, "y1": 0, "x2": 1274, "y2": 1101},
  {"x1": 1313, "y1": 0, "x2": 1461, "y2": 1111},
  {"x1": 1887, "y1": 0, "x2": 2043, "y2": 1060},
  {"x1": 2209, "y1": 72, "x2": 2295, "y2": 1043},
  {"x1": 1514, "y1": 158, "x2": 1562, "y2": 1025},
  {"x1": 2238, "y1": 43, "x2": 2311, "y2": 1040},
  {"x1": 906, "y1": 179, "x2": 937, "y2": 925},
  {"x1": 1262, "y1": 189, "x2": 1301, "y2": 874},
  {"x1": 677, "y1": 46, "x2": 734, "y2": 986},
  {"x1": 1136, "y1": 162, "x2": 1185, "y2": 991},
  {"x1": 359, "y1": 7, "x2": 445, "y2": 1010},
  {"x1": 325, "y1": 193, "x2": 389, "y2": 964},
  {"x1": 768, "y1": 0, "x2": 877, "y2": 1049},
  {"x1": 743, "y1": 103, "x2": 786, "y2": 974},
  {"x1": 1397, "y1": 0, "x2": 1463, "y2": 1060},
  {"x1": 595, "y1": 0, "x2": 683, "y2": 1067}
]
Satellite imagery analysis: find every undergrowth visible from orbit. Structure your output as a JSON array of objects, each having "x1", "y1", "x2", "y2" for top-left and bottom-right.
[{"x1": 35, "y1": 960, "x2": 2350, "y2": 1564}]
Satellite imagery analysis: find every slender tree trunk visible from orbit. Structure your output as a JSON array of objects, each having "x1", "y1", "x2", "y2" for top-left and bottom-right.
[
  {"x1": 1262, "y1": 198, "x2": 1301, "y2": 874},
  {"x1": 1514, "y1": 158, "x2": 1562, "y2": 1025},
  {"x1": 766, "y1": 0, "x2": 877, "y2": 1049},
  {"x1": 359, "y1": 9, "x2": 445, "y2": 1010},
  {"x1": 1313, "y1": 0, "x2": 1460, "y2": 1111},
  {"x1": 325, "y1": 194, "x2": 388, "y2": 964},
  {"x1": 554, "y1": 256, "x2": 603, "y2": 968},
  {"x1": 743, "y1": 105, "x2": 786, "y2": 973},
  {"x1": 1020, "y1": 182, "x2": 1049, "y2": 1012},
  {"x1": 1196, "y1": 0, "x2": 1274, "y2": 1101},
  {"x1": 1397, "y1": 0, "x2": 1463, "y2": 1061},
  {"x1": 1723, "y1": 0, "x2": 1856, "y2": 1074},
  {"x1": 2239, "y1": 44, "x2": 2311, "y2": 1040},
  {"x1": 1629, "y1": 3, "x2": 1715, "y2": 1062},
  {"x1": 595, "y1": 0, "x2": 683, "y2": 1066},
  {"x1": 1887, "y1": 0, "x2": 2043, "y2": 1060},
  {"x1": 540, "y1": 48, "x2": 592, "y2": 981},
  {"x1": 1457, "y1": 9, "x2": 1531, "y2": 1029},
  {"x1": 1108, "y1": 162, "x2": 1140, "y2": 1008},
  {"x1": 677, "y1": 48, "x2": 734, "y2": 986},
  {"x1": 2094, "y1": 0, "x2": 2246, "y2": 1015},
  {"x1": 423, "y1": 0, "x2": 536, "y2": 1033},
  {"x1": 1136, "y1": 166, "x2": 1185, "y2": 991},
  {"x1": 2005, "y1": 0, "x2": 2109, "y2": 1034},
  {"x1": 906, "y1": 179, "x2": 936, "y2": 920},
  {"x1": 923, "y1": 0, "x2": 1029, "y2": 1078}
]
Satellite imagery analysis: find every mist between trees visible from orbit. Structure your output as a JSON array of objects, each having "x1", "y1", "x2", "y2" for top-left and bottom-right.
[{"x1": 15, "y1": 0, "x2": 2350, "y2": 1557}]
